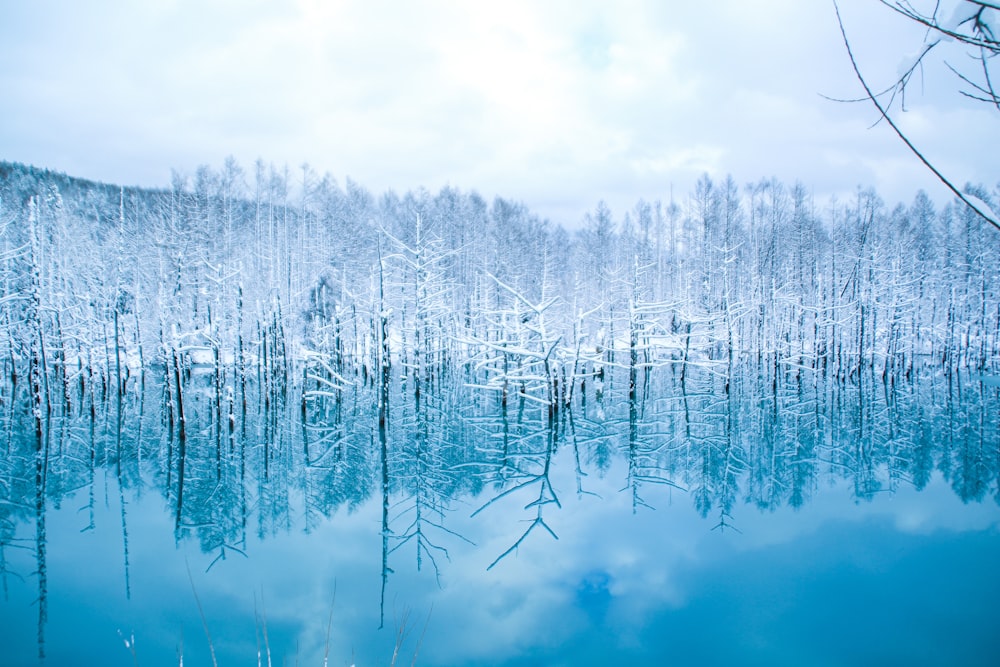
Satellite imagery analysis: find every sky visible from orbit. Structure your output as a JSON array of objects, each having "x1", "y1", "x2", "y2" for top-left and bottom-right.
[{"x1": 1, "y1": 0, "x2": 996, "y2": 226}]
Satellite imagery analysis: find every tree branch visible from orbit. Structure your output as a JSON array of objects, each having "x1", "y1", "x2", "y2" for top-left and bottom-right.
[{"x1": 834, "y1": 1, "x2": 1000, "y2": 233}]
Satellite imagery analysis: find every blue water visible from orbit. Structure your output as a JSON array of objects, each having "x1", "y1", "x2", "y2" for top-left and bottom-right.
[{"x1": 1, "y1": 367, "x2": 999, "y2": 666}]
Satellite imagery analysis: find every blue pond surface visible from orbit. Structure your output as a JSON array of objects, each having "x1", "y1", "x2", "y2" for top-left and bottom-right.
[{"x1": 1, "y1": 367, "x2": 999, "y2": 666}]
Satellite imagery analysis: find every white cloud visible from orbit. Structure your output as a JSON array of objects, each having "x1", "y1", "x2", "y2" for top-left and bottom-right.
[{"x1": 0, "y1": 0, "x2": 993, "y2": 225}]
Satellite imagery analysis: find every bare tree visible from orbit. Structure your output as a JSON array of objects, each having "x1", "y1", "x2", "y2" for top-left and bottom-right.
[{"x1": 833, "y1": 0, "x2": 1000, "y2": 231}]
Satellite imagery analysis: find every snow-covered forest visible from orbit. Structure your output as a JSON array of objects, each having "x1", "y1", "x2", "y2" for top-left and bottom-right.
[
  {"x1": 1, "y1": 159, "x2": 997, "y2": 408},
  {"x1": 2, "y1": 157, "x2": 997, "y2": 514},
  {"x1": 3, "y1": 159, "x2": 999, "y2": 658}
]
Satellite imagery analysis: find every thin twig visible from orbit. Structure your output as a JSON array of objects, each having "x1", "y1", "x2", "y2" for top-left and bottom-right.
[
  {"x1": 877, "y1": 0, "x2": 1000, "y2": 49},
  {"x1": 323, "y1": 581, "x2": 337, "y2": 667},
  {"x1": 255, "y1": 588, "x2": 272, "y2": 667},
  {"x1": 411, "y1": 605, "x2": 433, "y2": 667},
  {"x1": 185, "y1": 560, "x2": 218, "y2": 667}
]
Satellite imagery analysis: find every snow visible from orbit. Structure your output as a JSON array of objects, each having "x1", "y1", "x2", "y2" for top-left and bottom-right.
[
  {"x1": 943, "y1": 1, "x2": 983, "y2": 33},
  {"x1": 964, "y1": 191, "x2": 1000, "y2": 222}
]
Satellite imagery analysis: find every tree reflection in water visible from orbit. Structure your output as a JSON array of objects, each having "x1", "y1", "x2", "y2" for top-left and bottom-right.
[{"x1": 0, "y1": 360, "x2": 997, "y2": 662}]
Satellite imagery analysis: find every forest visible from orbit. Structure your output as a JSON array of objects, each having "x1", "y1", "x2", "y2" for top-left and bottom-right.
[
  {"x1": 1, "y1": 159, "x2": 999, "y2": 659},
  {"x1": 2, "y1": 158, "x2": 998, "y2": 499},
  {"x1": 1, "y1": 158, "x2": 997, "y2": 413}
]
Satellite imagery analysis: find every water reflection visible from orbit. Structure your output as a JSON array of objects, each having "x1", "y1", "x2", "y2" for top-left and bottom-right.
[{"x1": 1, "y1": 362, "x2": 998, "y2": 664}]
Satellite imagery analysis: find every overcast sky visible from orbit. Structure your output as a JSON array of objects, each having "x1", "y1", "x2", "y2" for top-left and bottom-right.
[{"x1": 1, "y1": 0, "x2": 996, "y2": 226}]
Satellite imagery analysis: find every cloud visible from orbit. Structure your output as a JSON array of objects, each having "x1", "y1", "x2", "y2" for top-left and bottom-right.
[{"x1": 0, "y1": 0, "x2": 994, "y2": 226}]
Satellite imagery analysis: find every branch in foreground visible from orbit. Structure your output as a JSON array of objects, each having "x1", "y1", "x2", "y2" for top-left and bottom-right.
[{"x1": 834, "y1": 1, "x2": 1000, "y2": 233}]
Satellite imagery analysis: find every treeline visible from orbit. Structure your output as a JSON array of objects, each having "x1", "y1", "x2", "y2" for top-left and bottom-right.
[{"x1": 0, "y1": 159, "x2": 997, "y2": 423}]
